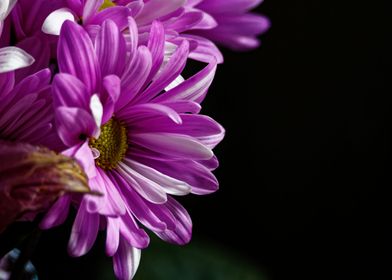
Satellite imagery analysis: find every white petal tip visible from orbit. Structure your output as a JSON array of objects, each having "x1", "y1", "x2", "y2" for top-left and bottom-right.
[{"x1": 42, "y1": 8, "x2": 75, "y2": 36}]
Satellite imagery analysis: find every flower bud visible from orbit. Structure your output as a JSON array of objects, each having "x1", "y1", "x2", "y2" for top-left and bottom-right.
[{"x1": 0, "y1": 141, "x2": 90, "y2": 232}]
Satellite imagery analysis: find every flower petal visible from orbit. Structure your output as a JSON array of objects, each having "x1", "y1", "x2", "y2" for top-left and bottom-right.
[
  {"x1": 113, "y1": 239, "x2": 141, "y2": 280},
  {"x1": 55, "y1": 106, "x2": 97, "y2": 147},
  {"x1": 155, "y1": 62, "x2": 217, "y2": 103},
  {"x1": 131, "y1": 133, "x2": 213, "y2": 160},
  {"x1": 52, "y1": 73, "x2": 89, "y2": 109},
  {"x1": 58, "y1": 20, "x2": 101, "y2": 94},
  {"x1": 135, "y1": 41, "x2": 189, "y2": 103},
  {"x1": 39, "y1": 195, "x2": 72, "y2": 229},
  {"x1": 106, "y1": 217, "x2": 120, "y2": 257},
  {"x1": 136, "y1": 0, "x2": 185, "y2": 25},
  {"x1": 123, "y1": 158, "x2": 191, "y2": 196},
  {"x1": 90, "y1": 94, "x2": 103, "y2": 129},
  {"x1": 117, "y1": 161, "x2": 168, "y2": 204},
  {"x1": 95, "y1": 19, "x2": 126, "y2": 77},
  {"x1": 155, "y1": 197, "x2": 192, "y2": 245},
  {"x1": 68, "y1": 199, "x2": 100, "y2": 257},
  {"x1": 0, "y1": 47, "x2": 34, "y2": 73},
  {"x1": 42, "y1": 8, "x2": 76, "y2": 36}
]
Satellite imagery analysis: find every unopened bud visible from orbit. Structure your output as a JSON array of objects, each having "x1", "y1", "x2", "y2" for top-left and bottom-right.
[{"x1": 0, "y1": 141, "x2": 90, "y2": 232}]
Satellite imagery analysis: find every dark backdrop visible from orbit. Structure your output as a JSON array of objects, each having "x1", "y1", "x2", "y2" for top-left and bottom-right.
[
  {"x1": 3, "y1": 1, "x2": 391, "y2": 279},
  {"x1": 197, "y1": 0, "x2": 391, "y2": 279}
]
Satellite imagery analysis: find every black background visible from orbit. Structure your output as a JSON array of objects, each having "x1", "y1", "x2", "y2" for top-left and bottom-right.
[
  {"x1": 197, "y1": 0, "x2": 391, "y2": 279},
  {"x1": 2, "y1": 1, "x2": 391, "y2": 279}
]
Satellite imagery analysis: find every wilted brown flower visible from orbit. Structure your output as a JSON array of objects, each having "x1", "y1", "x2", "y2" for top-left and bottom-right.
[{"x1": 0, "y1": 140, "x2": 90, "y2": 232}]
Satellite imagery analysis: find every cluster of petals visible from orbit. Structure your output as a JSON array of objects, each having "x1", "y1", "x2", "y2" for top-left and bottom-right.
[{"x1": 0, "y1": 1, "x2": 268, "y2": 279}]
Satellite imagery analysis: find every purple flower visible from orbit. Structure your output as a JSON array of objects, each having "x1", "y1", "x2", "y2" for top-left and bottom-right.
[
  {"x1": 42, "y1": 19, "x2": 223, "y2": 279},
  {"x1": 189, "y1": 0, "x2": 270, "y2": 51}
]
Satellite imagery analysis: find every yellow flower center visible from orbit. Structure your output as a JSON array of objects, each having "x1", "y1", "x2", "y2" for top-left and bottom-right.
[
  {"x1": 99, "y1": 0, "x2": 116, "y2": 11},
  {"x1": 89, "y1": 118, "x2": 128, "y2": 170}
]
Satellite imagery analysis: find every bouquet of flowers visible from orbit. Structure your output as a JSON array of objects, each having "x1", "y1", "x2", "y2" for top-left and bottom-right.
[{"x1": 0, "y1": 0, "x2": 269, "y2": 279}]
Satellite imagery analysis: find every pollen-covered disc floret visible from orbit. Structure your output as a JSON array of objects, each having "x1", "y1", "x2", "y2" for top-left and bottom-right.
[
  {"x1": 99, "y1": 0, "x2": 116, "y2": 11},
  {"x1": 89, "y1": 118, "x2": 128, "y2": 170}
]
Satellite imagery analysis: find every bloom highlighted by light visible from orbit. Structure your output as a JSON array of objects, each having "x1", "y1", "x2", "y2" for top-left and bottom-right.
[{"x1": 41, "y1": 19, "x2": 223, "y2": 279}]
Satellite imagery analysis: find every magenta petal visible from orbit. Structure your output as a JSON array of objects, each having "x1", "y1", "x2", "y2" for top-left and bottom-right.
[
  {"x1": 118, "y1": 46, "x2": 152, "y2": 109},
  {"x1": 136, "y1": 41, "x2": 189, "y2": 103},
  {"x1": 101, "y1": 74, "x2": 121, "y2": 124},
  {"x1": 113, "y1": 239, "x2": 141, "y2": 280},
  {"x1": 0, "y1": 72, "x2": 14, "y2": 99},
  {"x1": 146, "y1": 21, "x2": 165, "y2": 82},
  {"x1": 117, "y1": 161, "x2": 168, "y2": 204},
  {"x1": 52, "y1": 73, "x2": 89, "y2": 109},
  {"x1": 131, "y1": 133, "x2": 213, "y2": 160},
  {"x1": 160, "y1": 100, "x2": 201, "y2": 114},
  {"x1": 197, "y1": 0, "x2": 263, "y2": 13},
  {"x1": 66, "y1": 142, "x2": 96, "y2": 179},
  {"x1": 87, "y1": 168, "x2": 127, "y2": 216},
  {"x1": 68, "y1": 199, "x2": 100, "y2": 257},
  {"x1": 89, "y1": 6, "x2": 132, "y2": 31},
  {"x1": 119, "y1": 211, "x2": 150, "y2": 249},
  {"x1": 180, "y1": 34, "x2": 223, "y2": 63},
  {"x1": 39, "y1": 195, "x2": 72, "y2": 229},
  {"x1": 82, "y1": 0, "x2": 103, "y2": 23},
  {"x1": 155, "y1": 62, "x2": 217, "y2": 103},
  {"x1": 155, "y1": 197, "x2": 192, "y2": 245},
  {"x1": 58, "y1": 20, "x2": 101, "y2": 94},
  {"x1": 117, "y1": 103, "x2": 182, "y2": 125},
  {"x1": 111, "y1": 171, "x2": 167, "y2": 231},
  {"x1": 133, "y1": 157, "x2": 219, "y2": 195},
  {"x1": 55, "y1": 106, "x2": 97, "y2": 147},
  {"x1": 95, "y1": 19, "x2": 126, "y2": 77},
  {"x1": 136, "y1": 0, "x2": 185, "y2": 25},
  {"x1": 106, "y1": 217, "x2": 120, "y2": 257},
  {"x1": 15, "y1": 36, "x2": 51, "y2": 82}
]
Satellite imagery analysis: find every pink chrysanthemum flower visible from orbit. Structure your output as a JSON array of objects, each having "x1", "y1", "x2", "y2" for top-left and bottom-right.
[{"x1": 42, "y1": 19, "x2": 223, "y2": 279}]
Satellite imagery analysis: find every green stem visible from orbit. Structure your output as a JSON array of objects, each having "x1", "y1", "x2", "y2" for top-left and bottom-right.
[{"x1": 9, "y1": 228, "x2": 41, "y2": 280}]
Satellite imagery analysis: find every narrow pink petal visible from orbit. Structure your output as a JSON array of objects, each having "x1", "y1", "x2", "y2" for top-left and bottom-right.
[
  {"x1": 95, "y1": 19, "x2": 126, "y2": 77},
  {"x1": 55, "y1": 106, "x2": 97, "y2": 147},
  {"x1": 131, "y1": 133, "x2": 213, "y2": 160},
  {"x1": 68, "y1": 199, "x2": 100, "y2": 257},
  {"x1": 155, "y1": 197, "x2": 192, "y2": 245},
  {"x1": 82, "y1": 0, "x2": 103, "y2": 23},
  {"x1": 135, "y1": 41, "x2": 189, "y2": 103},
  {"x1": 106, "y1": 217, "x2": 120, "y2": 256},
  {"x1": 136, "y1": 0, "x2": 185, "y2": 25},
  {"x1": 123, "y1": 158, "x2": 191, "y2": 196},
  {"x1": 117, "y1": 161, "x2": 168, "y2": 204},
  {"x1": 110, "y1": 171, "x2": 167, "y2": 231},
  {"x1": 58, "y1": 20, "x2": 101, "y2": 94},
  {"x1": 117, "y1": 103, "x2": 182, "y2": 125},
  {"x1": 113, "y1": 239, "x2": 141, "y2": 280},
  {"x1": 86, "y1": 168, "x2": 127, "y2": 216},
  {"x1": 154, "y1": 62, "x2": 217, "y2": 103},
  {"x1": 146, "y1": 20, "x2": 165, "y2": 82},
  {"x1": 117, "y1": 46, "x2": 152, "y2": 109},
  {"x1": 40, "y1": 195, "x2": 72, "y2": 229},
  {"x1": 101, "y1": 74, "x2": 121, "y2": 123},
  {"x1": 52, "y1": 73, "x2": 89, "y2": 109}
]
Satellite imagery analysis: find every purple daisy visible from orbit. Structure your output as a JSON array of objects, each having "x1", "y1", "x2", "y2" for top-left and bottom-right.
[{"x1": 42, "y1": 19, "x2": 223, "y2": 279}]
